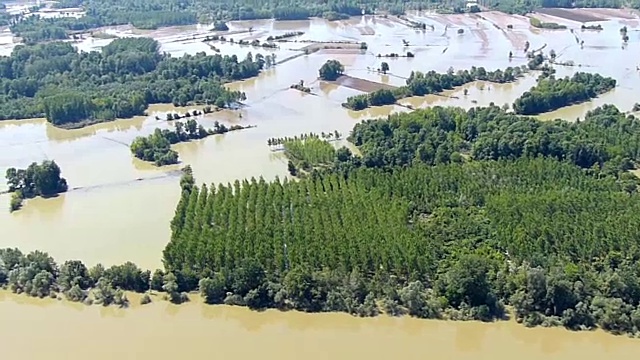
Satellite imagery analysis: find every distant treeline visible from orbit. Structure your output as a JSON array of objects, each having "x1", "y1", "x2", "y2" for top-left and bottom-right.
[
  {"x1": 10, "y1": 0, "x2": 640, "y2": 43},
  {"x1": 0, "y1": 38, "x2": 265, "y2": 126}
]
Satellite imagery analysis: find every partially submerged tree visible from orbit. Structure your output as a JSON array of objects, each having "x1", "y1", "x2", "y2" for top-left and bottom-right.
[{"x1": 319, "y1": 60, "x2": 345, "y2": 81}]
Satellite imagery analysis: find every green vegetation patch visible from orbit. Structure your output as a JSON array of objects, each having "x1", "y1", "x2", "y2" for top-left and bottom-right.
[
  {"x1": 5, "y1": 161, "x2": 68, "y2": 212},
  {"x1": 0, "y1": 38, "x2": 261, "y2": 125},
  {"x1": 131, "y1": 119, "x2": 249, "y2": 166},
  {"x1": 513, "y1": 72, "x2": 616, "y2": 115}
]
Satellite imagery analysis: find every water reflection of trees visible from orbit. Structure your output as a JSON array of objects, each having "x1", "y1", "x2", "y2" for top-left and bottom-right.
[{"x1": 45, "y1": 118, "x2": 146, "y2": 144}]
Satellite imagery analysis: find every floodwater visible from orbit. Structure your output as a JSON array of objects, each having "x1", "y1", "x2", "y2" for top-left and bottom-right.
[
  {"x1": 2, "y1": 10, "x2": 640, "y2": 356},
  {"x1": 1, "y1": 290, "x2": 640, "y2": 360},
  {"x1": 0, "y1": 11, "x2": 639, "y2": 271}
]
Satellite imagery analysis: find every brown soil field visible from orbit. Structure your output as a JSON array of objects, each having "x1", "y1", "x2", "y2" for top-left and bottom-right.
[
  {"x1": 331, "y1": 75, "x2": 397, "y2": 92},
  {"x1": 470, "y1": 28, "x2": 490, "y2": 53},
  {"x1": 536, "y1": 8, "x2": 604, "y2": 22},
  {"x1": 587, "y1": 8, "x2": 637, "y2": 19},
  {"x1": 474, "y1": 12, "x2": 530, "y2": 49},
  {"x1": 479, "y1": 11, "x2": 531, "y2": 28},
  {"x1": 530, "y1": 12, "x2": 579, "y2": 27},
  {"x1": 421, "y1": 13, "x2": 455, "y2": 26},
  {"x1": 443, "y1": 14, "x2": 475, "y2": 27},
  {"x1": 357, "y1": 26, "x2": 375, "y2": 35}
]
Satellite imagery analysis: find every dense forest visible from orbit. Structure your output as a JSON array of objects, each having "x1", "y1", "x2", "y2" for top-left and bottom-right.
[
  {"x1": 5, "y1": 161, "x2": 68, "y2": 212},
  {"x1": 0, "y1": 38, "x2": 262, "y2": 125},
  {"x1": 513, "y1": 72, "x2": 616, "y2": 115},
  {"x1": 343, "y1": 65, "x2": 528, "y2": 110},
  {"x1": 131, "y1": 120, "x2": 249, "y2": 166},
  {"x1": 161, "y1": 104, "x2": 640, "y2": 335}
]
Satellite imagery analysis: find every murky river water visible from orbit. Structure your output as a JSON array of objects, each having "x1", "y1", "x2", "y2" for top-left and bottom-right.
[
  {"x1": 2, "y1": 290, "x2": 640, "y2": 360},
  {"x1": 1, "y1": 10, "x2": 640, "y2": 352}
]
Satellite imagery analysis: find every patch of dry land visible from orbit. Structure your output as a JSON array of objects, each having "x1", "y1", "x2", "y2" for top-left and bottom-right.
[
  {"x1": 582, "y1": 8, "x2": 637, "y2": 19},
  {"x1": 331, "y1": 75, "x2": 397, "y2": 92},
  {"x1": 537, "y1": 8, "x2": 605, "y2": 22}
]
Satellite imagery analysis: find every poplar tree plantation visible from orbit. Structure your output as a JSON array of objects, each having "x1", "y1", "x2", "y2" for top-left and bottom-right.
[{"x1": 163, "y1": 104, "x2": 640, "y2": 335}]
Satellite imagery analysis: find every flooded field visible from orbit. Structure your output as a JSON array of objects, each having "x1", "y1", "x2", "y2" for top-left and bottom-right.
[
  {"x1": 1, "y1": 9, "x2": 640, "y2": 357},
  {"x1": 0, "y1": 11, "x2": 639, "y2": 270},
  {"x1": 2, "y1": 289, "x2": 640, "y2": 360}
]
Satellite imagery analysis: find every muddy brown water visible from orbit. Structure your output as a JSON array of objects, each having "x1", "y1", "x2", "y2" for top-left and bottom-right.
[
  {"x1": 2, "y1": 289, "x2": 640, "y2": 360},
  {"x1": 1, "y1": 13, "x2": 640, "y2": 350}
]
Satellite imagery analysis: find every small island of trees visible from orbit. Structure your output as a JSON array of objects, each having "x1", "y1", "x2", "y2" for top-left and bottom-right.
[
  {"x1": 130, "y1": 120, "x2": 252, "y2": 166},
  {"x1": 319, "y1": 60, "x2": 345, "y2": 81},
  {"x1": 5, "y1": 160, "x2": 68, "y2": 212},
  {"x1": 513, "y1": 72, "x2": 616, "y2": 115}
]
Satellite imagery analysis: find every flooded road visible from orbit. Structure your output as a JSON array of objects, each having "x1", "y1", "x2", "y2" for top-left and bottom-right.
[
  {"x1": 1, "y1": 290, "x2": 640, "y2": 360},
  {"x1": 0, "y1": 11, "x2": 639, "y2": 269}
]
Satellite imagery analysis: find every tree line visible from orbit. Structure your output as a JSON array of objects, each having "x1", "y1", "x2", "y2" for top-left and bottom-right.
[
  {"x1": 0, "y1": 38, "x2": 263, "y2": 125},
  {"x1": 341, "y1": 63, "x2": 528, "y2": 111},
  {"x1": 5, "y1": 161, "x2": 68, "y2": 212}
]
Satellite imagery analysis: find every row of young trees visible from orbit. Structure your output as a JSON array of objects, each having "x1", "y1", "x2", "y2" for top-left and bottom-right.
[
  {"x1": 342, "y1": 64, "x2": 528, "y2": 110},
  {"x1": 513, "y1": 72, "x2": 617, "y2": 115},
  {"x1": 130, "y1": 120, "x2": 248, "y2": 166},
  {"x1": 0, "y1": 38, "x2": 262, "y2": 124},
  {"x1": 283, "y1": 137, "x2": 337, "y2": 175},
  {"x1": 5, "y1": 161, "x2": 68, "y2": 212}
]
